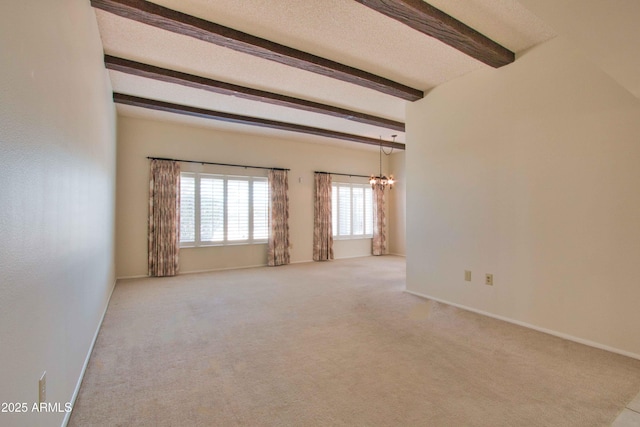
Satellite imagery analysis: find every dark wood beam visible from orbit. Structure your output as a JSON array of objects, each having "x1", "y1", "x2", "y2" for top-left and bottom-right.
[
  {"x1": 113, "y1": 93, "x2": 406, "y2": 150},
  {"x1": 91, "y1": 0, "x2": 423, "y2": 101},
  {"x1": 105, "y1": 55, "x2": 405, "y2": 132},
  {"x1": 354, "y1": 0, "x2": 514, "y2": 68}
]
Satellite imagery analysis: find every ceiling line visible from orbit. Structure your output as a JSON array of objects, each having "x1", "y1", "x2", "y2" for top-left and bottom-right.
[
  {"x1": 91, "y1": 0, "x2": 423, "y2": 101},
  {"x1": 105, "y1": 55, "x2": 405, "y2": 132},
  {"x1": 113, "y1": 93, "x2": 406, "y2": 150},
  {"x1": 354, "y1": 0, "x2": 514, "y2": 68}
]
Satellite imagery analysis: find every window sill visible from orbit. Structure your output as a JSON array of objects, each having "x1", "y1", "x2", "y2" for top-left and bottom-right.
[
  {"x1": 180, "y1": 241, "x2": 268, "y2": 249},
  {"x1": 333, "y1": 236, "x2": 373, "y2": 241}
]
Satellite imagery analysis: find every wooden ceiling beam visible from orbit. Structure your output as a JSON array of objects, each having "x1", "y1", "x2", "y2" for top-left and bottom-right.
[
  {"x1": 113, "y1": 93, "x2": 406, "y2": 150},
  {"x1": 91, "y1": 0, "x2": 423, "y2": 101},
  {"x1": 105, "y1": 55, "x2": 405, "y2": 132},
  {"x1": 354, "y1": 0, "x2": 514, "y2": 68}
]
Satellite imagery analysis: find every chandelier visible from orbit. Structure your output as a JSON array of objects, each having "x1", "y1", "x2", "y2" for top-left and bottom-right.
[{"x1": 369, "y1": 135, "x2": 396, "y2": 189}]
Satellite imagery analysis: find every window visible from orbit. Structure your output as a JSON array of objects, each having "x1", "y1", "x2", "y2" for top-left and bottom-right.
[
  {"x1": 332, "y1": 182, "x2": 373, "y2": 239},
  {"x1": 180, "y1": 172, "x2": 269, "y2": 246}
]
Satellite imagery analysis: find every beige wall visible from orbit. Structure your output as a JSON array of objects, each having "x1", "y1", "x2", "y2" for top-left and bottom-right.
[
  {"x1": 519, "y1": 0, "x2": 640, "y2": 99},
  {"x1": 406, "y1": 36, "x2": 640, "y2": 357},
  {"x1": 0, "y1": 1, "x2": 116, "y2": 426},
  {"x1": 388, "y1": 152, "x2": 406, "y2": 256},
  {"x1": 116, "y1": 116, "x2": 391, "y2": 278}
]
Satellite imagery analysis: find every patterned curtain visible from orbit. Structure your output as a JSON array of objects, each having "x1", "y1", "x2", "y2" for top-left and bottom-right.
[
  {"x1": 372, "y1": 183, "x2": 386, "y2": 256},
  {"x1": 148, "y1": 159, "x2": 180, "y2": 277},
  {"x1": 313, "y1": 173, "x2": 333, "y2": 261},
  {"x1": 268, "y1": 170, "x2": 290, "y2": 266}
]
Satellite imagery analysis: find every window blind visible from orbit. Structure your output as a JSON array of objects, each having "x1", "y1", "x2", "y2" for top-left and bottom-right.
[
  {"x1": 332, "y1": 182, "x2": 373, "y2": 239},
  {"x1": 179, "y1": 172, "x2": 268, "y2": 246},
  {"x1": 180, "y1": 174, "x2": 196, "y2": 243}
]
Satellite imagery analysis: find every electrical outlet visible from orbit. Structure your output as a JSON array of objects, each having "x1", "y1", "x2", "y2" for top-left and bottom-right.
[
  {"x1": 485, "y1": 274, "x2": 493, "y2": 286},
  {"x1": 39, "y1": 372, "x2": 46, "y2": 404},
  {"x1": 464, "y1": 270, "x2": 471, "y2": 282}
]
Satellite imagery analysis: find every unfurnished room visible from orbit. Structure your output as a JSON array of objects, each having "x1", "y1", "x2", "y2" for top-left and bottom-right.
[{"x1": 1, "y1": 1, "x2": 640, "y2": 426}]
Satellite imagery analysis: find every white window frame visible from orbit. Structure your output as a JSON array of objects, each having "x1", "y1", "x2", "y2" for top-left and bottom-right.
[
  {"x1": 180, "y1": 172, "x2": 269, "y2": 247},
  {"x1": 332, "y1": 182, "x2": 373, "y2": 240}
]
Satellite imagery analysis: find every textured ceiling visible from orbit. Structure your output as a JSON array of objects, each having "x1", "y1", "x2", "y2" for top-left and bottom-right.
[{"x1": 93, "y1": 0, "x2": 556, "y2": 150}]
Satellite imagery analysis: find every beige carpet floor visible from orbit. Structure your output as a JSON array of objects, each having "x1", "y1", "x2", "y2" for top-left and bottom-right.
[{"x1": 69, "y1": 256, "x2": 640, "y2": 426}]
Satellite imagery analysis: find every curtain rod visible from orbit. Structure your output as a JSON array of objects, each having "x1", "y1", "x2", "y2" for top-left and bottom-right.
[
  {"x1": 315, "y1": 171, "x2": 370, "y2": 179},
  {"x1": 147, "y1": 157, "x2": 289, "y2": 171}
]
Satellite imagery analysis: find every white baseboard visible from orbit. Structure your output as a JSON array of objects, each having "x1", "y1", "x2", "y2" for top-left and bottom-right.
[
  {"x1": 62, "y1": 278, "x2": 117, "y2": 427},
  {"x1": 404, "y1": 289, "x2": 640, "y2": 361},
  {"x1": 334, "y1": 254, "x2": 375, "y2": 260},
  {"x1": 292, "y1": 255, "x2": 403, "y2": 264},
  {"x1": 116, "y1": 274, "x2": 147, "y2": 280},
  {"x1": 388, "y1": 252, "x2": 406, "y2": 257},
  {"x1": 117, "y1": 264, "x2": 267, "y2": 280},
  {"x1": 292, "y1": 255, "x2": 381, "y2": 264},
  {"x1": 178, "y1": 264, "x2": 267, "y2": 275},
  {"x1": 117, "y1": 254, "x2": 394, "y2": 279}
]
